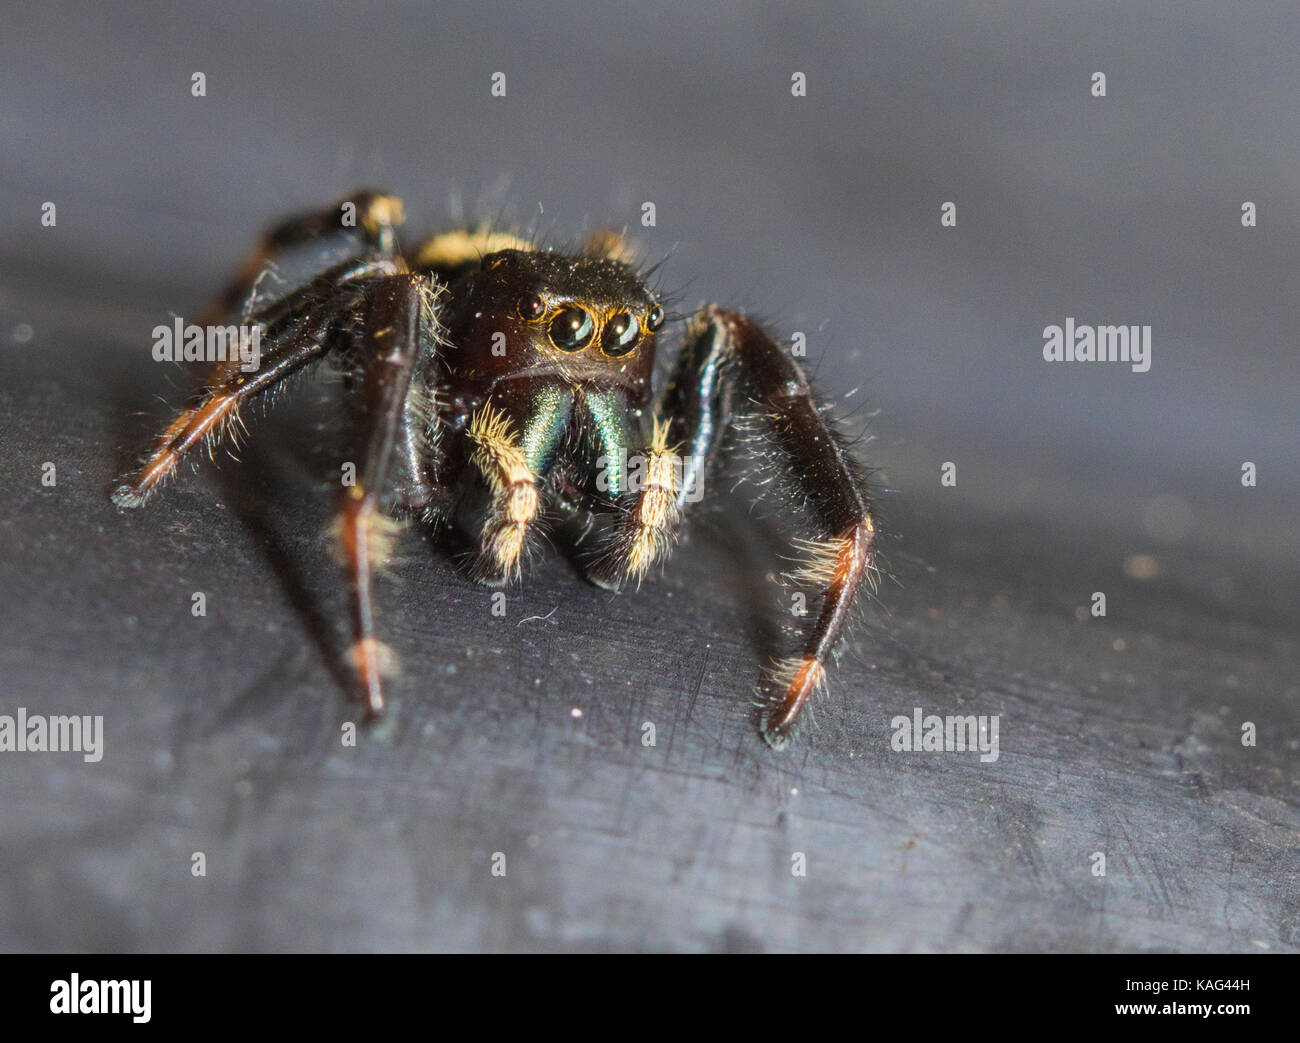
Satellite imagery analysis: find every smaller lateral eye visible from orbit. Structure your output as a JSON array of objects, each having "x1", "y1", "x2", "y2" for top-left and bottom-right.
[
  {"x1": 602, "y1": 312, "x2": 640, "y2": 356},
  {"x1": 516, "y1": 294, "x2": 545, "y2": 320},
  {"x1": 647, "y1": 303, "x2": 665, "y2": 331}
]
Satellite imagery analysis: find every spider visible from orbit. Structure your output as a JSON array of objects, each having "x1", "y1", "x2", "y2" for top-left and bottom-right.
[{"x1": 111, "y1": 190, "x2": 878, "y2": 748}]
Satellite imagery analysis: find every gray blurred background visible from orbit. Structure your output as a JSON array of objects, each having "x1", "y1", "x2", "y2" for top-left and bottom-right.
[{"x1": 0, "y1": 2, "x2": 1296, "y2": 952}]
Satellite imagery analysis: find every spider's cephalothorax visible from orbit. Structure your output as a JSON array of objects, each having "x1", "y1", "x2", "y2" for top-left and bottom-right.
[{"x1": 111, "y1": 191, "x2": 878, "y2": 748}]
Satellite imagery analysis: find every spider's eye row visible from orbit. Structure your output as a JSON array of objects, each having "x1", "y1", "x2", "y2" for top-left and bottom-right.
[
  {"x1": 647, "y1": 303, "x2": 665, "y2": 331},
  {"x1": 549, "y1": 306, "x2": 594, "y2": 351},
  {"x1": 516, "y1": 293, "x2": 545, "y2": 320},
  {"x1": 602, "y1": 312, "x2": 640, "y2": 356}
]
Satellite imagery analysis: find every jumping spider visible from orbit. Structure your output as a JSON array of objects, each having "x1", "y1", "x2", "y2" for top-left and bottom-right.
[{"x1": 111, "y1": 191, "x2": 878, "y2": 748}]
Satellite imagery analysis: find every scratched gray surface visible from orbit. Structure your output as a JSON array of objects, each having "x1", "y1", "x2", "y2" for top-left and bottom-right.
[{"x1": 1, "y1": 2, "x2": 1298, "y2": 953}]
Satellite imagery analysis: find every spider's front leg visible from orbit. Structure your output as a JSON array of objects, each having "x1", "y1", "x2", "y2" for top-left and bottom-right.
[
  {"x1": 111, "y1": 256, "x2": 400, "y2": 507},
  {"x1": 592, "y1": 307, "x2": 877, "y2": 748}
]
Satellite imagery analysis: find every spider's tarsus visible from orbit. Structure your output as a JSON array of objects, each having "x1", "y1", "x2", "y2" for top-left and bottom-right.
[
  {"x1": 585, "y1": 571, "x2": 624, "y2": 593},
  {"x1": 110, "y1": 483, "x2": 146, "y2": 509},
  {"x1": 347, "y1": 636, "x2": 397, "y2": 718},
  {"x1": 761, "y1": 725, "x2": 792, "y2": 751}
]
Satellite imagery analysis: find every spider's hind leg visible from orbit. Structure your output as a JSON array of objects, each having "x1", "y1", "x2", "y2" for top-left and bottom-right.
[{"x1": 207, "y1": 189, "x2": 405, "y2": 321}]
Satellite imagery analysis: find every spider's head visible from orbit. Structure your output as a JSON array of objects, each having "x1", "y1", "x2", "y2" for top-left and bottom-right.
[{"x1": 447, "y1": 249, "x2": 664, "y2": 402}]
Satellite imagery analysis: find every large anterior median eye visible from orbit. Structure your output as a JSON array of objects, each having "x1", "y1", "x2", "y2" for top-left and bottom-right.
[
  {"x1": 602, "y1": 312, "x2": 640, "y2": 356},
  {"x1": 549, "y1": 306, "x2": 594, "y2": 351}
]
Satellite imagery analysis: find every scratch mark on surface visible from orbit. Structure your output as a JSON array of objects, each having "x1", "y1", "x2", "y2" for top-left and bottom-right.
[{"x1": 666, "y1": 645, "x2": 709, "y2": 758}]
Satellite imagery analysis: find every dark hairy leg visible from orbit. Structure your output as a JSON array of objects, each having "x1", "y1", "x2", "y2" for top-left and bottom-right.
[
  {"x1": 631, "y1": 306, "x2": 878, "y2": 748},
  {"x1": 332, "y1": 273, "x2": 444, "y2": 717},
  {"x1": 206, "y1": 190, "x2": 406, "y2": 321},
  {"x1": 111, "y1": 257, "x2": 401, "y2": 507}
]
